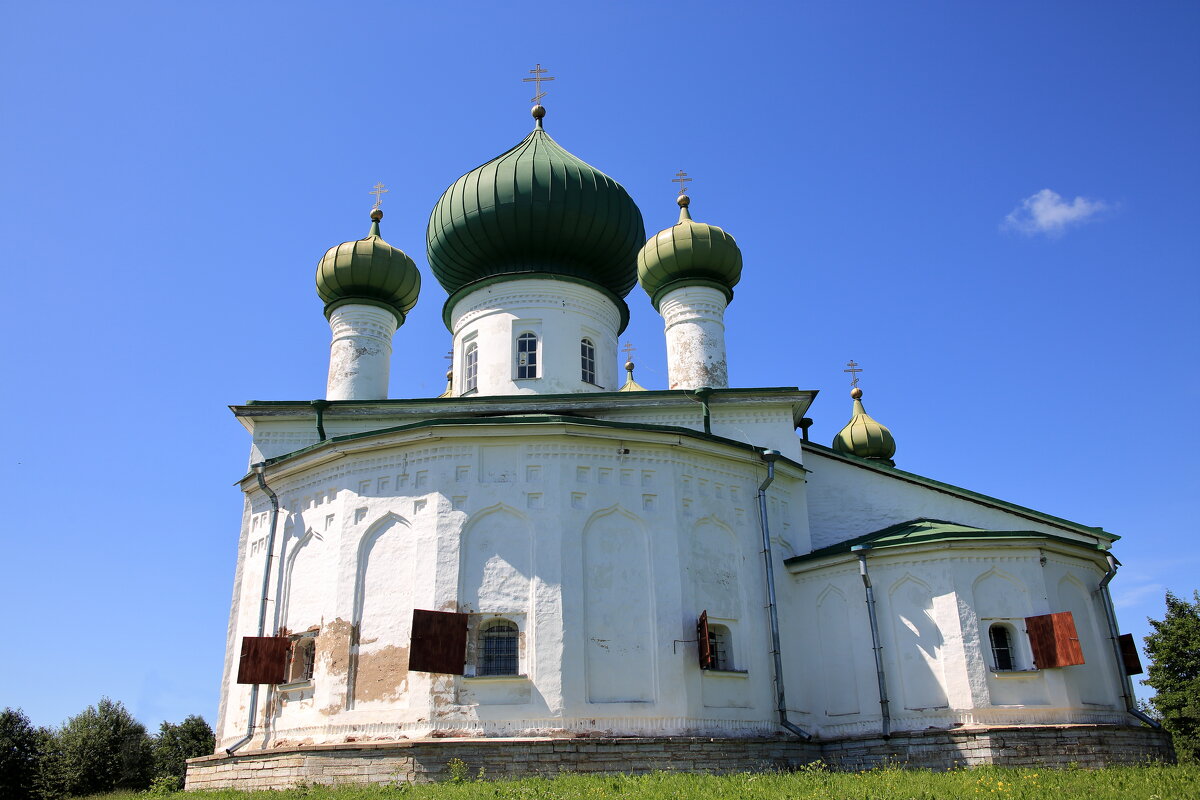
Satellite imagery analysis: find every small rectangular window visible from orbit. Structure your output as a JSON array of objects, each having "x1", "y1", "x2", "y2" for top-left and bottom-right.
[
  {"x1": 581, "y1": 338, "x2": 597, "y2": 384},
  {"x1": 516, "y1": 333, "x2": 538, "y2": 379},
  {"x1": 464, "y1": 342, "x2": 478, "y2": 394}
]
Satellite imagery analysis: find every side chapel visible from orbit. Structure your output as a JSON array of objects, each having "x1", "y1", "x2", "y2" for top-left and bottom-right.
[{"x1": 188, "y1": 72, "x2": 1170, "y2": 787}]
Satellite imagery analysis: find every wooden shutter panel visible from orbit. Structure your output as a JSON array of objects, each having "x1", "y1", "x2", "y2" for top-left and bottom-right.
[
  {"x1": 697, "y1": 611, "x2": 713, "y2": 670},
  {"x1": 1118, "y1": 633, "x2": 1144, "y2": 675},
  {"x1": 1025, "y1": 612, "x2": 1085, "y2": 668},
  {"x1": 409, "y1": 609, "x2": 468, "y2": 675},
  {"x1": 236, "y1": 636, "x2": 290, "y2": 684}
]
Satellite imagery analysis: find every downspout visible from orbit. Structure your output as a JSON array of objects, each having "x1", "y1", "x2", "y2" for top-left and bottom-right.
[
  {"x1": 1098, "y1": 553, "x2": 1160, "y2": 729},
  {"x1": 756, "y1": 449, "x2": 812, "y2": 740},
  {"x1": 695, "y1": 387, "x2": 713, "y2": 435},
  {"x1": 311, "y1": 399, "x2": 328, "y2": 442},
  {"x1": 853, "y1": 546, "x2": 891, "y2": 737},
  {"x1": 226, "y1": 463, "x2": 282, "y2": 754}
]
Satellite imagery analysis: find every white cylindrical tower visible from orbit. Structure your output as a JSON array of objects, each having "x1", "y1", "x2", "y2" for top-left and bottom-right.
[
  {"x1": 638, "y1": 191, "x2": 743, "y2": 391},
  {"x1": 659, "y1": 283, "x2": 730, "y2": 390},
  {"x1": 315, "y1": 207, "x2": 421, "y2": 401},
  {"x1": 447, "y1": 277, "x2": 623, "y2": 396},
  {"x1": 325, "y1": 303, "x2": 399, "y2": 400}
]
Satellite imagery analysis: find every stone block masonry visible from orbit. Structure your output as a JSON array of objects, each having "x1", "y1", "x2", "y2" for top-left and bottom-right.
[{"x1": 185, "y1": 725, "x2": 1173, "y2": 789}]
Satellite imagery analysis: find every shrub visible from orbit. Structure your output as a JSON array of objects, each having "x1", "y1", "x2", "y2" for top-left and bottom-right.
[
  {"x1": 0, "y1": 708, "x2": 40, "y2": 800},
  {"x1": 152, "y1": 714, "x2": 214, "y2": 785},
  {"x1": 56, "y1": 697, "x2": 153, "y2": 795}
]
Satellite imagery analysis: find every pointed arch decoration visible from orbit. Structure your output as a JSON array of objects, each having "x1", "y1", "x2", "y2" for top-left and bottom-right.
[
  {"x1": 459, "y1": 502, "x2": 533, "y2": 614},
  {"x1": 888, "y1": 574, "x2": 949, "y2": 711},
  {"x1": 816, "y1": 584, "x2": 860, "y2": 716}
]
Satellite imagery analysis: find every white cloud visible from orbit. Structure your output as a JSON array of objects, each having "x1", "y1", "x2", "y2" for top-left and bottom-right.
[
  {"x1": 1003, "y1": 188, "x2": 1109, "y2": 236},
  {"x1": 1114, "y1": 581, "x2": 1165, "y2": 610}
]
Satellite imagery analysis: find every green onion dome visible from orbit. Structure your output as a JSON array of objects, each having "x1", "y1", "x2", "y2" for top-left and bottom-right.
[
  {"x1": 637, "y1": 194, "x2": 743, "y2": 311},
  {"x1": 832, "y1": 388, "x2": 897, "y2": 465},
  {"x1": 426, "y1": 110, "x2": 645, "y2": 305},
  {"x1": 316, "y1": 209, "x2": 421, "y2": 325}
]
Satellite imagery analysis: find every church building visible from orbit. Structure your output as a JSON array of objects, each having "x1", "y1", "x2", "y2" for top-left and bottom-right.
[{"x1": 186, "y1": 79, "x2": 1170, "y2": 788}]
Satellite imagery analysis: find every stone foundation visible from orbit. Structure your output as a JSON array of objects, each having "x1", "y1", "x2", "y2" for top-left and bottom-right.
[{"x1": 185, "y1": 725, "x2": 1174, "y2": 790}]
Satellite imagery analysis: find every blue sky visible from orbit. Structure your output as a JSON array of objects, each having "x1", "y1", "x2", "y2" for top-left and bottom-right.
[{"x1": 1, "y1": 1, "x2": 1196, "y2": 730}]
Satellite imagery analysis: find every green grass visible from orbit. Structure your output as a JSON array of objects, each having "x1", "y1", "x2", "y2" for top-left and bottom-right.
[{"x1": 81, "y1": 764, "x2": 1200, "y2": 800}]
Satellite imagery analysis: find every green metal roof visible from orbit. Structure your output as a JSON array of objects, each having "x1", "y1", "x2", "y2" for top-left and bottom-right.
[
  {"x1": 785, "y1": 517, "x2": 1109, "y2": 567},
  {"x1": 316, "y1": 214, "x2": 421, "y2": 324},
  {"x1": 637, "y1": 197, "x2": 743, "y2": 311},
  {"x1": 426, "y1": 118, "x2": 645, "y2": 300},
  {"x1": 802, "y1": 440, "x2": 1116, "y2": 540}
]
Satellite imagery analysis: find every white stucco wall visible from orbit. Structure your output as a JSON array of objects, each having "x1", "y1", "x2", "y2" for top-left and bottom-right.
[
  {"x1": 325, "y1": 304, "x2": 398, "y2": 401},
  {"x1": 658, "y1": 284, "x2": 729, "y2": 390},
  {"x1": 447, "y1": 279, "x2": 622, "y2": 396},
  {"x1": 217, "y1": 422, "x2": 809, "y2": 749}
]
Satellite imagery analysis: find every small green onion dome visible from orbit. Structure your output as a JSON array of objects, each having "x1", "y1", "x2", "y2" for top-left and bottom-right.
[
  {"x1": 832, "y1": 387, "x2": 897, "y2": 465},
  {"x1": 426, "y1": 110, "x2": 645, "y2": 302},
  {"x1": 316, "y1": 209, "x2": 421, "y2": 325},
  {"x1": 637, "y1": 194, "x2": 743, "y2": 311}
]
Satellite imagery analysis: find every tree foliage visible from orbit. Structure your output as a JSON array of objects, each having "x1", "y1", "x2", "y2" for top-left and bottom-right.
[
  {"x1": 152, "y1": 714, "x2": 215, "y2": 786},
  {"x1": 55, "y1": 697, "x2": 153, "y2": 795},
  {"x1": 1145, "y1": 590, "x2": 1200, "y2": 762},
  {"x1": 0, "y1": 708, "x2": 41, "y2": 800}
]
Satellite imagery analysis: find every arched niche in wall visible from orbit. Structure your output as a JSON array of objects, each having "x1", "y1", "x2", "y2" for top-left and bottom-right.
[
  {"x1": 581, "y1": 505, "x2": 654, "y2": 704},
  {"x1": 972, "y1": 568, "x2": 1032, "y2": 620},
  {"x1": 689, "y1": 515, "x2": 743, "y2": 621},
  {"x1": 458, "y1": 503, "x2": 533, "y2": 614},
  {"x1": 1056, "y1": 573, "x2": 1113, "y2": 706},
  {"x1": 349, "y1": 512, "x2": 416, "y2": 707},
  {"x1": 815, "y1": 584, "x2": 860, "y2": 716},
  {"x1": 278, "y1": 526, "x2": 324, "y2": 633},
  {"x1": 888, "y1": 574, "x2": 949, "y2": 711}
]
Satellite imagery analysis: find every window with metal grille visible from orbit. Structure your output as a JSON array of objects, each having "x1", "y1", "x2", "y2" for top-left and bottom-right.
[
  {"x1": 478, "y1": 620, "x2": 519, "y2": 676},
  {"x1": 580, "y1": 338, "x2": 597, "y2": 384},
  {"x1": 989, "y1": 623, "x2": 1015, "y2": 671},
  {"x1": 516, "y1": 333, "x2": 538, "y2": 379},
  {"x1": 287, "y1": 635, "x2": 316, "y2": 683},
  {"x1": 464, "y1": 342, "x2": 478, "y2": 394},
  {"x1": 708, "y1": 625, "x2": 732, "y2": 670}
]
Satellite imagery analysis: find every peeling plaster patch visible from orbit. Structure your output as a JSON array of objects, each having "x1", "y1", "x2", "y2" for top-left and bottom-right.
[{"x1": 354, "y1": 644, "x2": 410, "y2": 703}]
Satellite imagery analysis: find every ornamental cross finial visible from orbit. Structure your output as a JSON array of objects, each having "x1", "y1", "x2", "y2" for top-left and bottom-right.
[
  {"x1": 622, "y1": 342, "x2": 636, "y2": 361},
  {"x1": 523, "y1": 63, "x2": 556, "y2": 104},
  {"x1": 369, "y1": 182, "x2": 388, "y2": 209},
  {"x1": 844, "y1": 360, "x2": 863, "y2": 388},
  {"x1": 672, "y1": 170, "x2": 692, "y2": 195},
  {"x1": 444, "y1": 349, "x2": 454, "y2": 362}
]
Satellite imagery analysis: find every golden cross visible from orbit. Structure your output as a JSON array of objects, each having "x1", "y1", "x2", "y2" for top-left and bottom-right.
[
  {"x1": 672, "y1": 170, "x2": 692, "y2": 195},
  {"x1": 369, "y1": 182, "x2": 388, "y2": 209},
  {"x1": 523, "y1": 63, "x2": 556, "y2": 104},
  {"x1": 844, "y1": 360, "x2": 863, "y2": 388},
  {"x1": 622, "y1": 342, "x2": 636, "y2": 361},
  {"x1": 444, "y1": 349, "x2": 454, "y2": 362}
]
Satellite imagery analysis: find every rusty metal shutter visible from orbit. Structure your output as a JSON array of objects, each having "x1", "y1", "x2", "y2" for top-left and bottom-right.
[
  {"x1": 409, "y1": 609, "x2": 468, "y2": 675},
  {"x1": 1025, "y1": 612, "x2": 1085, "y2": 668},
  {"x1": 236, "y1": 636, "x2": 290, "y2": 684},
  {"x1": 1118, "y1": 633, "x2": 1144, "y2": 675},
  {"x1": 697, "y1": 611, "x2": 713, "y2": 670}
]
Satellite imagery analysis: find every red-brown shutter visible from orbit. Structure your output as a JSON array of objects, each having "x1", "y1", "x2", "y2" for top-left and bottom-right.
[
  {"x1": 408, "y1": 609, "x2": 468, "y2": 675},
  {"x1": 236, "y1": 636, "x2": 290, "y2": 684},
  {"x1": 1118, "y1": 633, "x2": 1144, "y2": 675},
  {"x1": 1025, "y1": 612, "x2": 1085, "y2": 668},
  {"x1": 697, "y1": 611, "x2": 713, "y2": 670}
]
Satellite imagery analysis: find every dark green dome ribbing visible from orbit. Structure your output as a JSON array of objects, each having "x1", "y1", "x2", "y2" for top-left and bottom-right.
[
  {"x1": 316, "y1": 211, "x2": 421, "y2": 325},
  {"x1": 426, "y1": 118, "x2": 645, "y2": 300},
  {"x1": 637, "y1": 195, "x2": 742, "y2": 311}
]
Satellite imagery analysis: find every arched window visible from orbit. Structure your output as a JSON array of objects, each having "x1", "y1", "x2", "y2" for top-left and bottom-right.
[
  {"x1": 516, "y1": 333, "x2": 538, "y2": 379},
  {"x1": 580, "y1": 338, "x2": 597, "y2": 384},
  {"x1": 989, "y1": 623, "x2": 1015, "y2": 671},
  {"x1": 287, "y1": 635, "x2": 316, "y2": 683},
  {"x1": 708, "y1": 624, "x2": 733, "y2": 671},
  {"x1": 478, "y1": 619, "x2": 519, "y2": 676},
  {"x1": 464, "y1": 342, "x2": 478, "y2": 394}
]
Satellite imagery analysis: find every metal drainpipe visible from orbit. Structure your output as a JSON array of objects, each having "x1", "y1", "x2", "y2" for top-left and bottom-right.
[
  {"x1": 226, "y1": 463, "x2": 282, "y2": 754},
  {"x1": 853, "y1": 546, "x2": 891, "y2": 737},
  {"x1": 1098, "y1": 553, "x2": 1161, "y2": 729},
  {"x1": 311, "y1": 399, "x2": 328, "y2": 442},
  {"x1": 756, "y1": 449, "x2": 812, "y2": 740},
  {"x1": 695, "y1": 387, "x2": 713, "y2": 434}
]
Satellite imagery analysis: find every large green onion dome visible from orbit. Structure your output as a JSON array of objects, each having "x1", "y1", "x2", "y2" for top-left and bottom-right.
[
  {"x1": 637, "y1": 193, "x2": 743, "y2": 311},
  {"x1": 426, "y1": 109, "x2": 645, "y2": 306},
  {"x1": 832, "y1": 387, "x2": 897, "y2": 465},
  {"x1": 316, "y1": 209, "x2": 421, "y2": 325}
]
